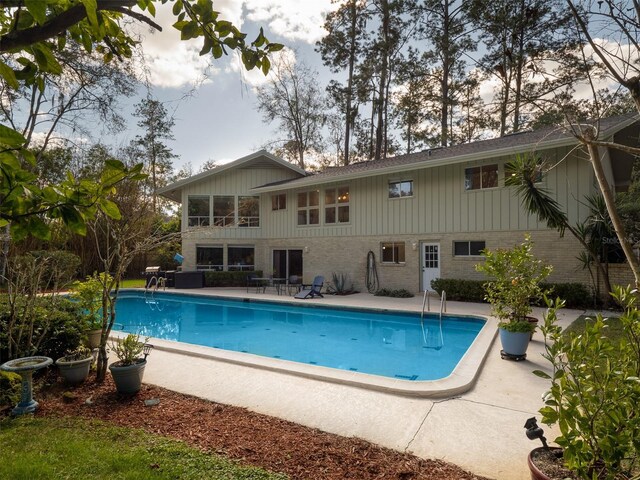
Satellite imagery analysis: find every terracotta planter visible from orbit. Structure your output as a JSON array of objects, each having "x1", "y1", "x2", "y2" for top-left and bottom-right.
[
  {"x1": 109, "y1": 359, "x2": 146, "y2": 394},
  {"x1": 527, "y1": 316, "x2": 539, "y2": 341},
  {"x1": 528, "y1": 447, "x2": 565, "y2": 480}
]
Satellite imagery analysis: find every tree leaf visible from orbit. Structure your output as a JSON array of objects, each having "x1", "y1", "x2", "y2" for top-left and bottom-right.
[
  {"x1": 0, "y1": 125, "x2": 26, "y2": 148},
  {"x1": 25, "y1": 0, "x2": 47, "y2": 25},
  {"x1": 80, "y1": 0, "x2": 99, "y2": 28},
  {"x1": 0, "y1": 61, "x2": 19, "y2": 89}
]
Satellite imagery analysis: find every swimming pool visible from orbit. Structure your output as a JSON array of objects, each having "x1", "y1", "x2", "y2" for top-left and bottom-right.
[{"x1": 115, "y1": 291, "x2": 486, "y2": 384}]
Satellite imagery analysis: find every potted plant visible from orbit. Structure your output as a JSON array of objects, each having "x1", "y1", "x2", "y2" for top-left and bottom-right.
[
  {"x1": 69, "y1": 274, "x2": 105, "y2": 349},
  {"x1": 109, "y1": 334, "x2": 153, "y2": 394},
  {"x1": 527, "y1": 289, "x2": 640, "y2": 479},
  {"x1": 475, "y1": 234, "x2": 552, "y2": 359},
  {"x1": 56, "y1": 346, "x2": 93, "y2": 385}
]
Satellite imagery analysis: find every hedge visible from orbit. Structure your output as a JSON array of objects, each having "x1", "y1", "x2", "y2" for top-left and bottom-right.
[
  {"x1": 203, "y1": 271, "x2": 263, "y2": 288},
  {"x1": 430, "y1": 278, "x2": 594, "y2": 309}
]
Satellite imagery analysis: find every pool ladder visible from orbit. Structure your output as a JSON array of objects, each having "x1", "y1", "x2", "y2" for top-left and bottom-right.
[
  {"x1": 421, "y1": 289, "x2": 446, "y2": 322},
  {"x1": 420, "y1": 290, "x2": 445, "y2": 350}
]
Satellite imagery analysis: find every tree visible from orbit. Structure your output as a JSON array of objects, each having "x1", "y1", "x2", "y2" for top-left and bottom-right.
[
  {"x1": 256, "y1": 56, "x2": 326, "y2": 169},
  {"x1": 317, "y1": 0, "x2": 368, "y2": 165},
  {"x1": 0, "y1": 0, "x2": 282, "y2": 240},
  {"x1": 131, "y1": 97, "x2": 177, "y2": 213},
  {"x1": 417, "y1": 0, "x2": 475, "y2": 147},
  {"x1": 466, "y1": 0, "x2": 574, "y2": 135}
]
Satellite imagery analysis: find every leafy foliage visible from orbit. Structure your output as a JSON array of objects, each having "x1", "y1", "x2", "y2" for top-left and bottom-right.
[
  {"x1": 431, "y1": 278, "x2": 486, "y2": 302},
  {"x1": 0, "y1": 371, "x2": 21, "y2": 407},
  {"x1": 534, "y1": 288, "x2": 640, "y2": 479},
  {"x1": 475, "y1": 234, "x2": 552, "y2": 329},
  {"x1": 326, "y1": 272, "x2": 356, "y2": 295},
  {"x1": 110, "y1": 333, "x2": 147, "y2": 366},
  {"x1": 374, "y1": 288, "x2": 414, "y2": 298},
  {"x1": 69, "y1": 273, "x2": 110, "y2": 331}
]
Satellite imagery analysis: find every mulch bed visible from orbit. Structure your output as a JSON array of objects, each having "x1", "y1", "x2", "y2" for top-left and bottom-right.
[{"x1": 30, "y1": 376, "x2": 490, "y2": 480}]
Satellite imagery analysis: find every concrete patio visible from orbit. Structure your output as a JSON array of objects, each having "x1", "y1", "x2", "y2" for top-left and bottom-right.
[{"x1": 139, "y1": 288, "x2": 590, "y2": 480}]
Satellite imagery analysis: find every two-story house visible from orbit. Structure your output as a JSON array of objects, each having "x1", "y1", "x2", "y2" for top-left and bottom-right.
[{"x1": 158, "y1": 114, "x2": 639, "y2": 292}]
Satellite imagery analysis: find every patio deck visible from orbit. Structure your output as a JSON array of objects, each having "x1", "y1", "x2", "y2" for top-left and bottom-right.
[{"x1": 138, "y1": 288, "x2": 587, "y2": 480}]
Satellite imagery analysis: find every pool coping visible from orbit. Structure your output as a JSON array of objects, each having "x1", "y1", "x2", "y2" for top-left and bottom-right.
[{"x1": 113, "y1": 289, "x2": 498, "y2": 398}]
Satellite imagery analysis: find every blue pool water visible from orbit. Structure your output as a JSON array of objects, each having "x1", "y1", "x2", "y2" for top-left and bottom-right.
[{"x1": 116, "y1": 292, "x2": 485, "y2": 381}]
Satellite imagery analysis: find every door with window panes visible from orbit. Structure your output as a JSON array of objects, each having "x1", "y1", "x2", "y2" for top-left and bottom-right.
[{"x1": 421, "y1": 243, "x2": 440, "y2": 291}]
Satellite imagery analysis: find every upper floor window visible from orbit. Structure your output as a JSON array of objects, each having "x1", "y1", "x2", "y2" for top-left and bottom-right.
[
  {"x1": 324, "y1": 186, "x2": 350, "y2": 224},
  {"x1": 381, "y1": 242, "x2": 405, "y2": 264},
  {"x1": 389, "y1": 180, "x2": 413, "y2": 198},
  {"x1": 238, "y1": 196, "x2": 260, "y2": 227},
  {"x1": 271, "y1": 193, "x2": 286, "y2": 210},
  {"x1": 297, "y1": 190, "x2": 320, "y2": 226},
  {"x1": 465, "y1": 164, "x2": 498, "y2": 190},
  {"x1": 213, "y1": 196, "x2": 235, "y2": 226},
  {"x1": 187, "y1": 195, "x2": 210, "y2": 227},
  {"x1": 454, "y1": 240, "x2": 486, "y2": 256}
]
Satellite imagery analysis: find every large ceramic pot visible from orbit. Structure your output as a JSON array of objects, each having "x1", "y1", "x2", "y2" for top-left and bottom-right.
[
  {"x1": 56, "y1": 356, "x2": 92, "y2": 385},
  {"x1": 499, "y1": 328, "x2": 530, "y2": 358},
  {"x1": 109, "y1": 359, "x2": 146, "y2": 394},
  {"x1": 528, "y1": 447, "x2": 566, "y2": 480}
]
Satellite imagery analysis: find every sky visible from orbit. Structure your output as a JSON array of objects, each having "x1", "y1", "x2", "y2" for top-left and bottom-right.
[
  {"x1": 87, "y1": 1, "x2": 626, "y2": 173},
  {"x1": 113, "y1": 1, "x2": 336, "y2": 171}
]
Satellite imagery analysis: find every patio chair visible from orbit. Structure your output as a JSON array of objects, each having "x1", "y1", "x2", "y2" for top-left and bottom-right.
[
  {"x1": 294, "y1": 275, "x2": 324, "y2": 299},
  {"x1": 287, "y1": 275, "x2": 302, "y2": 295},
  {"x1": 246, "y1": 273, "x2": 263, "y2": 293}
]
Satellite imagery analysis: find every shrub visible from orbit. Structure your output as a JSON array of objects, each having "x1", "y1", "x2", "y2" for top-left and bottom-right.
[
  {"x1": 0, "y1": 295, "x2": 85, "y2": 363},
  {"x1": 535, "y1": 288, "x2": 640, "y2": 479},
  {"x1": 327, "y1": 273, "x2": 355, "y2": 295},
  {"x1": 204, "y1": 271, "x2": 263, "y2": 287},
  {"x1": 430, "y1": 278, "x2": 486, "y2": 302},
  {"x1": 0, "y1": 371, "x2": 21, "y2": 407},
  {"x1": 374, "y1": 288, "x2": 414, "y2": 298},
  {"x1": 28, "y1": 250, "x2": 81, "y2": 291},
  {"x1": 539, "y1": 282, "x2": 593, "y2": 309}
]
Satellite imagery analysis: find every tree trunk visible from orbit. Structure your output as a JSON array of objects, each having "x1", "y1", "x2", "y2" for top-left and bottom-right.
[
  {"x1": 374, "y1": 0, "x2": 390, "y2": 161},
  {"x1": 585, "y1": 137, "x2": 640, "y2": 291},
  {"x1": 344, "y1": 0, "x2": 358, "y2": 166},
  {"x1": 440, "y1": 0, "x2": 451, "y2": 147}
]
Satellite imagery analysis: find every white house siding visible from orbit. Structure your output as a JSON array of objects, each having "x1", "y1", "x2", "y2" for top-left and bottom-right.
[{"x1": 178, "y1": 146, "x2": 604, "y2": 291}]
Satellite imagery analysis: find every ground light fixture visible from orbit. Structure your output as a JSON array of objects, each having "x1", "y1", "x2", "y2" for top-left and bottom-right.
[
  {"x1": 143, "y1": 344, "x2": 154, "y2": 360},
  {"x1": 524, "y1": 417, "x2": 548, "y2": 448}
]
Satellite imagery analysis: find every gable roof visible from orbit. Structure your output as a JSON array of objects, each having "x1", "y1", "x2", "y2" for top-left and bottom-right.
[
  {"x1": 252, "y1": 114, "x2": 639, "y2": 193},
  {"x1": 158, "y1": 150, "x2": 306, "y2": 202}
]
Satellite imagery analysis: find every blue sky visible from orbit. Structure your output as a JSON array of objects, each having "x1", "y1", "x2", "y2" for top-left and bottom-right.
[{"x1": 113, "y1": 1, "x2": 335, "y2": 171}]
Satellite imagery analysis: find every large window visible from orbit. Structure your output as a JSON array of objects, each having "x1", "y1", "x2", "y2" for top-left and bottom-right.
[
  {"x1": 388, "y1": 180, "x2": 413, "y2": 198},
  {"x1": 271, "y1": 193, "x2": 286, "y2": 210},
  {"x1": 238, "y1": 196, "x2": 260, "y2": 227},
  {"x1": 213, "y1": 196, "x2": 235, "y2": 226},
  {"x1": 381, "y1": 242, "x2": 405, "y2": 264},
  {"x1": 465, "y1": 164, "x2": 498, "y2": 190},
  {"x1": 454, "y1": 240, "x2": 486, "y2": 256},
  {"x1": 187, "y1": 195, "x2": 210, "y2": 227},
  {"x1": 228, "y1": 246, "x2": 255, "y2": 271},
  {"x1": 324, "y1": 186, "x2": 350, "y2": 224},
  {"x1": 196, "y1": 246, "x2": 223, "y2": 270},
  {"x1": 297, "y1": 190, "x2": 320, "y2": 226}
]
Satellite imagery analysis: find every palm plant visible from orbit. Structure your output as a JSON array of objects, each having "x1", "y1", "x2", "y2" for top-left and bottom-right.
[{"x1": 504, "y1": 153, "x2": 613, "y2": 301}]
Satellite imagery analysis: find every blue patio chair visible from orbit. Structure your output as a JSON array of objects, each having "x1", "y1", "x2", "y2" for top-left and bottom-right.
[{"x1": 294, "y1": 275, "x2": 324, "y2": 299}]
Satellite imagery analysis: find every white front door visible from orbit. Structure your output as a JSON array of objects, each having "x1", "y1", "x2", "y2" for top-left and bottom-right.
[{"x1": 421, "y1": 243, "x2": 440, "y2": 291}]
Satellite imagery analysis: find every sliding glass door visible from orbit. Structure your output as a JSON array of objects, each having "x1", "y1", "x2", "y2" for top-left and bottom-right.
[{"x1": 272, "y1": 249, "x2": 303, "y2": 279}]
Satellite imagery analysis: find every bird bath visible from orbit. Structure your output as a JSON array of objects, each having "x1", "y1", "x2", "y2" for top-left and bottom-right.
[{"x1": 0, "y1": 356, "x2": 52, "y2": 415}]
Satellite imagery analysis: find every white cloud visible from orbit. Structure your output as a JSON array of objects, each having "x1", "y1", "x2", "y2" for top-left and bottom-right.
[
  {"x1": 244, "y1": 0, "x2": 334, "y2": 43},
  {"x1": 128, "y1": 0, "x2": 334, "y2": 89}
]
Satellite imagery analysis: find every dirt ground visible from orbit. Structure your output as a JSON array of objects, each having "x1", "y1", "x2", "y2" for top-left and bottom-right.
[{"x1": 32, "y1": 375, "x2": 491, "y2": 480}]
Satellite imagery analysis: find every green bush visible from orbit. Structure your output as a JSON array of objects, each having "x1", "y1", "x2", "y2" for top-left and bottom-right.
[
  {"x1": 0, "y1": 295, "x2": 85, "y2": 363},
  {"x1": 203, "y1": 270, "x2": 263, "y2": 287},
  {"x1": 374, "y1": 288, "x2": 414, "y2": 298},
  {"x1": 0, "y1": 371, "x2": 21, "y2": 407},
  {"x1": 535, "y1": 289, "x2": 640, "y2": 479},
  {"x1": 540, "y1": 282, "x2": 593, "y2": 309},
  {"x1": 431, "y1": 278, "x2": 595, "y2": 309},
  {"x1": 431, "y1": 278, "x2": 486, "y2": 302},
  {"x1": 28, "y1": 250, "x2": 81, "y2": 290}
]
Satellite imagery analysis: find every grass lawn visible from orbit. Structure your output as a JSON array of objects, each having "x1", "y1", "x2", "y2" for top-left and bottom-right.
[
  {"x1": 564, "y1": 314, "x2": 625, "y2": 341},
  {"x1": 0, "y1": 417, "x2": 287, "y2": 480},
  {"x1": 120, "y1": 278, "x2": 146, "y2": 288}
]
